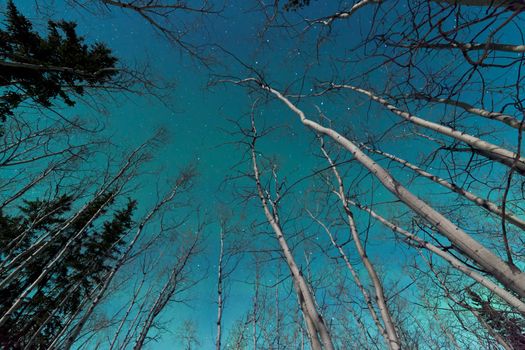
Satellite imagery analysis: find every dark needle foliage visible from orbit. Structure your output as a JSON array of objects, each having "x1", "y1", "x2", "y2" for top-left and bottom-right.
[
  {"x1": 0, "y1": 0, "x2": 117, "y2": 131},
  {"x1": 467, "y1": 289, "x2": 525, "y2": 349},
  {"x1": 283, "y1": 0, "x2": 312, "y2": 11},
  {"x1": 0, "y1": 194, "x2": 136, "y2": 349}
]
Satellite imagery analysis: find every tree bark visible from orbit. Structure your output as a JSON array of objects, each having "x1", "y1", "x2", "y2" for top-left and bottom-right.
[
  {"x1": 245, "y1": 79, "x2": 525, "y2": 298},
  {"x1": 347, "y1": 199, "x2": 525, "y2": 314},
  {"x1": 250, "y1": 122, "x2": 335, "y2": 350},
  {"x1": 318, "y1": 139, "x2": 401, "y2": 350},
  {"x1": 413, "y1": 94, "x2": 525, "y2": 130},
  {"x1": 334, "y1": 84, "x2": 525, "y2": 176},
  {"x1": 432, "y1": 0, "x2": 523, "y2": 8},
  {"x1": 62, "y1": 174, "x2": 191, "y2": 349},
  {"x1": 216, "y1": 227, "x2": 224, "y2": 350},
  {"x1": 363, "y1": 144, "x2": 525, "y2": 231}
]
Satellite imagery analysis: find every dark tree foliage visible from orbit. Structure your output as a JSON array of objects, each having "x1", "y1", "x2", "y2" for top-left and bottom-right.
[
  {"x1": 0, "y1": 193, "x2": 136, "y2": 349},
  {"x1": 284, "y1": 0, "x2": 312, "y2": 11},
  {"x1": 0, "y1": 0, "x2": 117, "y2": 127},
  {"x1": 467, "y1": 289, "x2": 525, "y2": 349}
]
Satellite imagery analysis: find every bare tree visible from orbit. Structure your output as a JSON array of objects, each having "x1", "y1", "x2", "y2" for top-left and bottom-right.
[
  {"x1": 313, "y1": 136, "x2": 400, "y2": 349},
  {"x1": 132, "y1": 224, "x2": 202, "y2": 349},
  {"x1": 229, "y1": 77, "x2": 525, "y2": 296},
  {"x1": 247, "y1": 114, "x2": 335, "y2": 350}
]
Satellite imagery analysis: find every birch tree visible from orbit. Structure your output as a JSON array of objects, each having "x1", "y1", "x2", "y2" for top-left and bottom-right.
[
  {"x1": 247, "y1": 115, "x2": 335, "y2": 350},
  {"x1": 230, "y1": 77, "x2": 525, "y2": 295}
]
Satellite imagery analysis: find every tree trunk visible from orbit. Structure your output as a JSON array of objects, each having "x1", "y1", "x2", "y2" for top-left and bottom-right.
[
  {"x1": 250, "y1": 125, "x2": 335, "y2": 350},
  {"x1": 335, "y1": 84, "x2": 525, "y2": 176},
  {"x1": 254, "y1": 81, "x2": 525, "y2": 298},
  {"x1": 318, "y1": 139, "x2": 400, "y2": 350},
  {"x1": 363, "y1": 144, "x2": 525, "y2": 231},
  {"x1": 216, "y1": 228, "x2": 224, "y2": 350},
  {"x1": 347, "y1": 199, "x2": 525, "y2": 314}
]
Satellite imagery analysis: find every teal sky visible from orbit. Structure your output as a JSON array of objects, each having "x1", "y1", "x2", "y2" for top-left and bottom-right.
[
  {"x1": 10, "y1": 2, "x2": 350, "y2": 348},
  {"x1": 4, "y1": 1, "x2": 524, "y2": 349}
]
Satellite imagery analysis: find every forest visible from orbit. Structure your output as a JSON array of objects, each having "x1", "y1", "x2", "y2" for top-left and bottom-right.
[{"x1": 0, "y1": 0, "x2": 524, "y2": 349}]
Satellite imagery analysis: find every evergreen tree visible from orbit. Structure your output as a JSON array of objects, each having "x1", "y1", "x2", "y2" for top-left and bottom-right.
[
  {"x1": 0, "y1": 0, "x2": 117, "y2": 130},
  {"x1": 284, "y1": 0, "x2": 312, "y2": 11},
  {"x1": 467, "y1": 289, "x2": 525, "y2": 349},
  {"x1": 0, "y1": 193, "x2": 136, "y2": 349}
]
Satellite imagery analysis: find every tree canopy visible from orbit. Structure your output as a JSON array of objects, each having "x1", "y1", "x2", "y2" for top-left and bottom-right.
[{"x1": 0, "y1": 0, "x2": 117, "y2": 128}]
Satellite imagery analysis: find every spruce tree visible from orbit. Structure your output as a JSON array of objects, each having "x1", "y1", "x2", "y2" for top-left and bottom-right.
[
  {"x1": 467, "y1": 289, "x2": 525, "y2": 349},
  {"x1": 0, "y1": 0, "x2": 117, "y2": 130},
  {"x1": 0, "y1": 194, "x2": 136, "y2": 349}
]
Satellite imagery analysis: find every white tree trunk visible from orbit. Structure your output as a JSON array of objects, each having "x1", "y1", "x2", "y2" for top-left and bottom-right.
[
  {"x1": 414, "y1": 95, "x2": 525, "y2": 130},
  {"x1": 0, "y1": 143, "x2": 148, "y2": 288},
  {"x1": 363, "y1": 144, "x2": 525, "y2": 231},
  {"x1": 108, "y1": 273, "x2": 146, "y2": 350},
  {"x1": 335, "y1": 84, "x2": 525, "y2": 175},
  {"x1": 251, "y1": 80, "x2": 525, "y2": 298},
  {"x1": 347, "y1": 199, "x2": 525, "y2": 314},
  {"x1": 0, "y1": 188, "x2": 121, "y2": 328},
  {"x1": 307, "y1": 209, "x2": 389, "y2": 344},
  {"x1": 62, "y1": 176, "x2": 190, "y2": 349},
  {"x1": 318, "y1": 140, "x2": 400, "y2": 350},
  {"x1": 433, "y1": 0, "x2": 522, "y2": 7},
  {"x1": 250, "y1": 129, "x2": 335, "y2": 350},
  {"x1": 216, "y1": 228, "x2": 224, "y2": 350}
]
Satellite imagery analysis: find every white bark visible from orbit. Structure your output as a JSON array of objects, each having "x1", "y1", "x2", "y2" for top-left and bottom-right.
[
  {"x1": 363, "y1": 144, "x2": 525, "y2": 231},
  {"x1": 311, "y1": 0, "x2": 382, "y2": 25},
  {"x1": 108, "y1": 273, "x2": 146, "y2": 350},
  {"x1": 0, "y1": 60, "x2": 118, "y2": 76},
  {"x1": 216, "y1": 228, "x2": 224, "y2": 350},
  {"x1": 0, "y1": 187, "x2": 121, "y2": 328},
  {"x1": 252, "y1": 260, "x2": 260, "y2": 350},
  {"x1": 0, "y1": 161, "x2": 59, "y2": 209},
  {"x1": 119, "y1": 285, "x2": 152, "y2": 350},
  {"x1": 244, "y1": 79, "x2": 525, "y2": 298},
  {"x1": 413, "y1": 95, "x2": 525, "y2": 130},
  {"x1": 307, "y1": 209, "x2": 389, "y2": 344},
  {"x1": 250, "y1": 127, "x2": 335, "y2": 350},
  {"x1": 62, "y1": 178, "x2": 189, "y2": 350},
  {"x1": 47, "y1": 279, "x2": 105, "y2": 350},
  {"x1": 293, "y1": 278, "x2": 323, "y2": 350},
  {"x1": 432, "y1": 0, "x2": 522, "y2": 7},
  {"x1": 347, "y1": 200, "x2": 525, "y2": 314},
  {"x1": 0, "y1": 143, "x2": 148, "y2": 289},
  {"x1": 22, "y1": 282, "x2": 82, "y2": 350},
  {"x1": 334, "y1": 84, "x2": 525, "y2": 175},
  {"x1": 132, "y1": 239, "x2": 197, "y2": 350},
  {"x1": 411, "y1": 41, "x2": 525, "y2": 53},
  {"x1": 317, "y1": 140, "x2": 400, "y2": 350}
]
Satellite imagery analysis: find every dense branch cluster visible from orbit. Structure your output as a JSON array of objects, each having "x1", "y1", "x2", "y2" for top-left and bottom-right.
[
  {"x1": 0, "y1": 0, "x2": 525, "y2": 349},
  {"x1": 0, "y1": 1, "x2": 117, "y2": 127}
]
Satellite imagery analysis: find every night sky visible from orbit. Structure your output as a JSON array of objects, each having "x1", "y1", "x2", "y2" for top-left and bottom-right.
[{"x1": 4, "y1": 1, "x2": 524, "y2": 349}]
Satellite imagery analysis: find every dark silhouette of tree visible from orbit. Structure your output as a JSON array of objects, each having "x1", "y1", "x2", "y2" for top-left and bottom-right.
[
  {"x1": 467, "y1": 289, "x2": 525, "y2": 349},
  {"x1": 0, "y1": 0, "x2": 117, "y2": 129},
  {"x1": 284, "y1": 0, "x2": 312, "y2": 11},
  {"x1": 0, "y1": 193, "x2": 136, "y2": 349}
]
